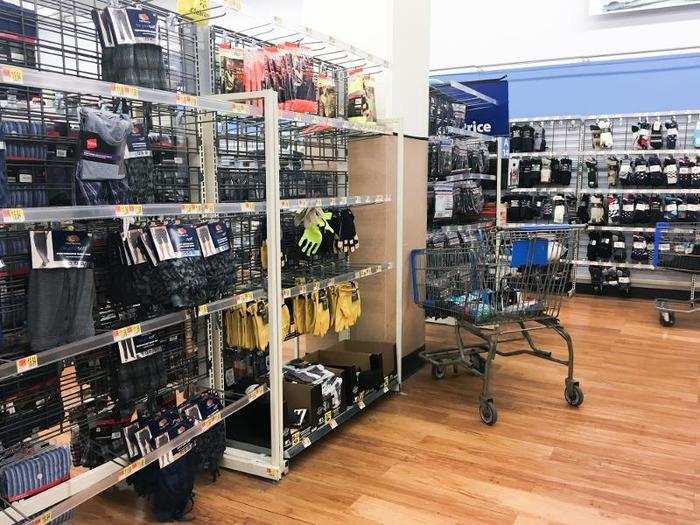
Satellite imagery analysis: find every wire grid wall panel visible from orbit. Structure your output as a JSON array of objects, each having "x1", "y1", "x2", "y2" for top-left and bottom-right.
[
  {"x1": 0, "y1": 89, "x2": 203, "y2": 206},
  {"x1": 0, "y1": 0, "x2": 199, "y2": 93},
  {"x1": 0, "y1": 318, "x2": 208, "y2": 463}
]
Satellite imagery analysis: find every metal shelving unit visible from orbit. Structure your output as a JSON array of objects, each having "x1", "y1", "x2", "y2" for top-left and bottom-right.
[{"x1": 0, "y1": 1, "x2": 402, "y2": 521}]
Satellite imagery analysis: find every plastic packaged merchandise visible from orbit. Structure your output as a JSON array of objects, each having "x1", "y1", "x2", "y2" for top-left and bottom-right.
[
  {"x1": 92, "y1": 5, "x2": 167, "y2": 90},
  {"x1": 347, "y1": 68, "x2": 377, "y2": 123}
]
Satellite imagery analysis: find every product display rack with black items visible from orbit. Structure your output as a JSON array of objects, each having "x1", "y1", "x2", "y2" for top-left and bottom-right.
[
  {"x1": 0, "y1": 0, "x2": 403, "y2": 522},
  {"x1": 503, "y1": 110, "x2": 700, "y2": 295}
]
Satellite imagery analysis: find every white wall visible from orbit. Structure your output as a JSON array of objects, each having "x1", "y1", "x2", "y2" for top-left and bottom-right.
[{"x1": 430, "y1": 0, "x2": 700, "y2": 72}]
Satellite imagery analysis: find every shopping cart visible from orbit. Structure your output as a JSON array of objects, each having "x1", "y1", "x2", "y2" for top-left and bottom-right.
[
  {"x1": 411, "y1": 225, "x2": 583, "y2": 425},
  {"x1": 653, "y1": 222, "x2": 700, "y2": 327}
]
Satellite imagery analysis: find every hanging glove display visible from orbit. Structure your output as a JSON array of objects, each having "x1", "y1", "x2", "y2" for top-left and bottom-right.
[
  {"x1": 294, "y1": 207, "x2": 334, "y2": 256},
  {"x1": 665, "y1": 118, "x2": 679, "y2": 149}
]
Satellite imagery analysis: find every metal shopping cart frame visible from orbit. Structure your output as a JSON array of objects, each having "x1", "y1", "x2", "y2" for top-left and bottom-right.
[
  {"x1": 653, "y1": 222, "x2": 700, "y2": 327},
  {"x1": 412, "y1": 225, "x2": 584, "y2": 425}
]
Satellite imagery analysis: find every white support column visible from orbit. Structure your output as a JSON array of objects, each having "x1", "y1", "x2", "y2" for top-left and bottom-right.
[{"x1": 263, "y1": 89, "x2": 285, "y2": 479}]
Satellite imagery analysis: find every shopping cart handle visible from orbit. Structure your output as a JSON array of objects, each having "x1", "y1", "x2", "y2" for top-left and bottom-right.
[{"x1": 501, "y1": 224, "x2": 585, "y2": 232}]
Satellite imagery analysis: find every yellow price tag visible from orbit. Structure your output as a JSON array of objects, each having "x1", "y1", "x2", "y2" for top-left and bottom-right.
[
  {"x1": 181, "y1": 203, "x2": 202, "y2": 214},
  {"x1": 329, "y1": 419, "x2": 338, "y2": 429},
  {"x1": 16, "y1": 354, "x2": 38, "y2": 374},
  {"x1": 202, "y1": 203, "x2": 216, "y2": 213},
  {"x1": 198, "y1": 304, "x2": 209, "y2": 316},
  {"x1": 112, "y1": 323, "x2": 142, "y2": 342},
  {"x1": 339, "y1": 197, "x2": 348, "y2": 205},
  {"x1": 302, "y1": 437, "x2": 312, "y2": 448},
  {"x1": 291, "y1": 432, "x2": 300, "y2": 446},
  {"x1": 240, "y1": 291, "x2": 254, "y2": 304},
  {"x1": 176, "y1": 92, "x2": 198, "y2": 107},
  {"x1": 0, "y1": 66, "x2": 23, "y2": 85},
  {"x1": 282, "y1": 288, "x2": 291, "y2": 299},
  {"x1": 324, "y1": 411, "x2": 332, "y2": 423},
  {"x1": 241, "y1": 202, "x2": 255, "y2": 212},
  {"x1": 231, "y1": 102, "x2": 250, "y2": 115},
  {"x1": 32, "y1": 511, "x2": 52, "y2": 525},
  {"x1": 248, "y1": 385, "x2": 264, "y2": 401},
  {"x1": 114, "y1": 204, "x2": 143, "y2": 217},
  {"x1": 360, "y1": 268, "x2": 371, "y2": 277},
  {"x1": 201, "y1": 411, "x2": 222, "y2": 430},
  {"x1": 315, "y1": 199, "x2": 323, "y2": 207},
  {"x1": 1, "y1": 208, "x2": 25, "y2": 223},
  {"x1": 358, "y1": 400, "x2": 366, "y2": 410},
  {"x1": 110, "y1": 83, "x2": 139, "y2": 99},
  {"x1": 118, "y1": 458, "x2": 146, "y2": 481},
  {"x1": 177, "y1": 0, "x2": 209, "y2": 24}
]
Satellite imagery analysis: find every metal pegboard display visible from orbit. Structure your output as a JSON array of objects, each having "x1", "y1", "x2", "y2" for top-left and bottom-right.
[
  {"x1": 504, "y1": 111, "x2": 700, "y2": 293},
  {"x1": 0, "y1": 0, "x2": 199, "y2": 93},
  {"x1": 0, "y1": 89, "x2": 203, "y2": 208}
]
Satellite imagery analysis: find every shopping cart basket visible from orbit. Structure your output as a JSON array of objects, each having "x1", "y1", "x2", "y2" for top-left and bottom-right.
[
  {"x1": 653, "y1": 222, "x2": 700, "y2": 327},
  {"x1": 411, "y1": 225, "x2": 583, "y2": 425}
]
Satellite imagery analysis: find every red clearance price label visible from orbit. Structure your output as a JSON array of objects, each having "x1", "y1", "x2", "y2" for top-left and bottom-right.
[
  {"x1": 16, "y1": 354, "x2": 38, "y2": 374},
  {"x1": 112, "y1": 323, "x2": 142, "y2": 342},
  {"x1": 0, "y1": 66, "x2": 23, "y2": 85},
  {"x1": 1, "y1": 208, "x2": 25, "y2": 223}
]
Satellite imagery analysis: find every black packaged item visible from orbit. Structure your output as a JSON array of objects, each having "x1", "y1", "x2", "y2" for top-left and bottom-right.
[
  {"x1": 621, "y1": 194, "x2": 635, "y2": 224},
  {"x1": 520, "y1": 196, "x2": 537, "y2": 221},
  {"x1": 510, "y1": 124, "x2": 522, "y2": 153},
  {"x1": 549, "y1": 158, "x2": 560, "y2": 184},
  {"x1": 124, "y1": 123, "x2": 155, "y2": 203},
  {"x1": 630, "y1": 157, "x2": 649, "y2": 186},
  {"x1": 663, "y1": 156, "x2": 678, "y2": 186},
  {"x1": 518, "y1": 158, "x2": 533, "y2": 188},
  {"x1": 647, "y1": 155, "x2": 664, "y2": 187},
  {"x1": 113, "y1": 351, "x2": 169, "y2": 417},
  {"x1": 520, "y1": 124, "x2": 535, "y2": 153},
  {"x1": 577, "y1": 194, "x2": 590, "y2": 224},
  {"x1": 692, "y1": 159, "x2": 700, "y2": 188},
  {"x1": 664, "y1": 195, "x2": 681, "y2": 221},
  {"x1": 505, "y1": 196, "x2": 521, "y2": 222},
  {"x1": 648, "y1": 195, "x2": 664, "y2": 224},
  {"x1": 665, "y1": 119, "x2": 678, "y2": 149},
  {"x1": 597, "y1": 232, "x2": 613, "y2": 260},
  {"x1": 618, "y1": 268, "x2": 632, "y2": 290},
  {"x1": 650, "y1": 119, "x2": 664, "y2": 149},
  {"x1": 557, "y1": 157, "x2": 573, "y2": 186},
  {"x1": 589, "y1": 266, "x2": 603, "y2": 292},
  {"x1": 589, "y1": 194, "x2": 605, "y2": 225},
  {"x1": 633, "y1": 195, "x2": 649, "y2": 224},
  {"x1": 686, "y1": 195, "x2": 700, "y2": 221},
  {"x1": 586, "y1": 158, "x2": 598, "y2": 188},
  {"x1": 589, "y1": 122, "x2": 601, "y2": 150},
  {"x1": 630, "y1": 235, "x2": 648, "y2": 262},
  {"x1": 633, "y1": 121, "x2": 651, "y2": 149},
  {"x1": 678, "y1": 196, "x2": 689, "y2": 222},
  {"x1": 586, "y1": 232, "x2": 599, "y2": 260},
  {"x1": 607, "y1": 195, "x2": 621, "y2": 225},
  {"x1": 611, "y1": 234, "x2": 627, "y2": 263},
  {"x1": 677, "y1": 157, "x2": 692, "y2": 188},
  {"x1": 540, "y1": 197, "x2": 553, "y2": 220}
]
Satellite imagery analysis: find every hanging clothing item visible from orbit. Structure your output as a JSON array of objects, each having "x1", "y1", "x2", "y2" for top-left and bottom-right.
[
  {"x1": 92, "y1": 6, "x2": 167, "y2": 90},
  {"x1": 74, "y1": 107, "x2": 131, "y2": 205}
]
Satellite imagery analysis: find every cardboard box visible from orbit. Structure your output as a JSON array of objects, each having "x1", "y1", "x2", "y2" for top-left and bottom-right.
[
  {"x1": 331, "y1": 340, "x2": 397, "y2": 379},
  {"x1": 284, "y1": 380, "x2": 325, "y2": 428},
  {"x1": 305, "y1": 348, "x2": 383, "y2": 391}
]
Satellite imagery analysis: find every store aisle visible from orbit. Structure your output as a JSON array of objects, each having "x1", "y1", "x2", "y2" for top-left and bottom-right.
[{"x1": 73, "y1": 295, "x2": 698, "y2": 525}]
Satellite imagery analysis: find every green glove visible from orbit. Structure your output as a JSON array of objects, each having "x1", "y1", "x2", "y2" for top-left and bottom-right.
[{"x1": 298, "y1": 223, "x2": 323, "y2": 255}]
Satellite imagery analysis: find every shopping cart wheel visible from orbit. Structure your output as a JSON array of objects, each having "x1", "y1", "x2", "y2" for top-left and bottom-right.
[
  {"x1": 431, "y1": 364, "x2": 446, "y2": 380},
  {"x1": 564, "y1": 384, "x2": 584, "y2": 407},
  {"x1": 659, "y1": 311, "x2": 675, "y2": 327},
  {"x1": 479, "y1": 400, "x2": 497, "y2": 426}
]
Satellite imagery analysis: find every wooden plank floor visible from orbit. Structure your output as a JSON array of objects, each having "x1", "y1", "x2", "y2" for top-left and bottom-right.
[{"x1": 73, "y1": 295, "x2": 699, "y2": 524}]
